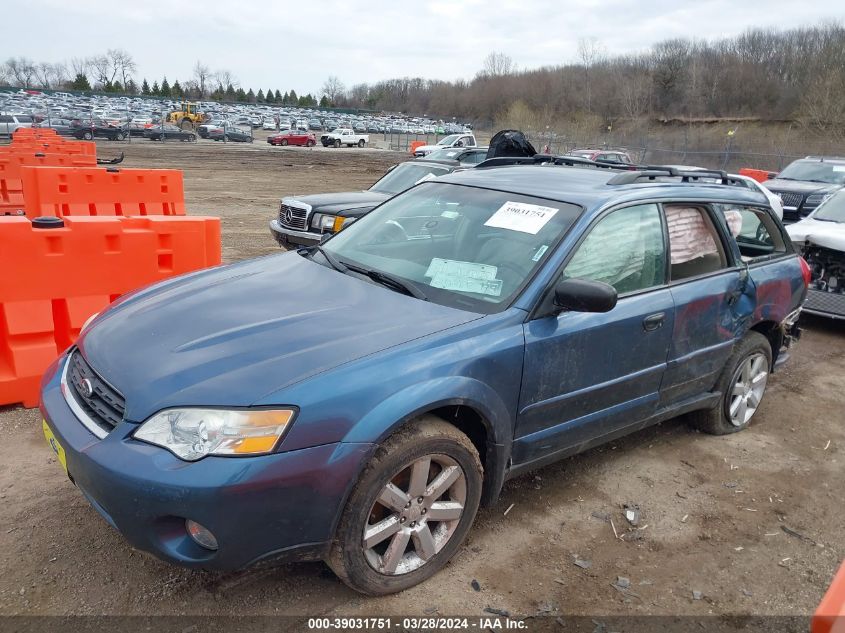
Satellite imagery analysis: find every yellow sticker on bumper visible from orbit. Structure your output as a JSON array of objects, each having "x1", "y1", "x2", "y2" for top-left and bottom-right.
[{"x1": 42, "y1": 419, "x2": 68, "y2": 477}]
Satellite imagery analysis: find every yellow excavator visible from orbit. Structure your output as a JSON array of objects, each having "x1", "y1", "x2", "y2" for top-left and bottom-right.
[{"x1": 168, "y1": 101, "x2": 206, "y2": 129}]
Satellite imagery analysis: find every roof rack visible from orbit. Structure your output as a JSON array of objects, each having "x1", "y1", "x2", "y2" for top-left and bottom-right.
[
  {"x1": 804, "y1": 155, "x2": 845, "y2": 161},
  {"x1": 476, "y1": 153, "x2": 626, "y2": 170}
]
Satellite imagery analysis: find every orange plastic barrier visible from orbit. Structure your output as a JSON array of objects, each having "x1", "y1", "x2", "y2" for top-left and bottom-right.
[
  {"x1": 12, "y1": 127, "x2": 59, "y2": 140},
  {"x1": 0, "y1": 214, "x2": 221, "y2": 407},
  {"x1": 738, "y1": 168, "x2": 776, "y2": 183},
  {"x1": 409, "y1": 141, "x2": 426, "y2": 155},
  {"x1": 1, "y1": 153, "x2": 97, "y2": 213},
  {"x1": 19, "y1": 166, "x2": 186, "y2": 218},
  {"x1": 814, "y1": 561, "x2": 845, "y2": 633},
  {"x1": 2, "y1": 140, "x2": 97, "y2": 157}
]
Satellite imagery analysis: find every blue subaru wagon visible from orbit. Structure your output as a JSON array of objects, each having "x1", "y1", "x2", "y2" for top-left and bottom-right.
[{"x1": 41, "y1": 159, "x2": 806, "y2": 595}]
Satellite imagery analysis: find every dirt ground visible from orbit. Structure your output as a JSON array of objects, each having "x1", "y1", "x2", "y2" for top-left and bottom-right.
[{"x1": 0, "y1": 138, "x2": 843, "y2": 623}]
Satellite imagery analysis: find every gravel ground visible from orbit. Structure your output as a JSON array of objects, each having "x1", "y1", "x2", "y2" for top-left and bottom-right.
[{"x1": 0, "y1": 138, "x2": 842, "y2": 623}]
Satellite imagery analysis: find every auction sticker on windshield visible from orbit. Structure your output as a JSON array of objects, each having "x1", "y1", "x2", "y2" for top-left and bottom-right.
[
  {"x1": 425, "y1": 258, "x2": 502, "y2": 296},
  {"x1": 484, "y1": 201, "x2": 559, "y2": 234}
]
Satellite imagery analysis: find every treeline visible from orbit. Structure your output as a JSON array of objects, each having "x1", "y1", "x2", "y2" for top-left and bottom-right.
[
  {"x1": 336, "y1": 23, "x2": 845, "y2": 136},
  {"x1": 0, "y1": 52, "x2": 326, "y2": 107}
]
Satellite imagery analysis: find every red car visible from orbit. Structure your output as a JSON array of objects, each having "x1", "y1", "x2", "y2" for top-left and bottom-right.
[{"x1": 267, "y1": 130, "x2": 316, "y2": 147}]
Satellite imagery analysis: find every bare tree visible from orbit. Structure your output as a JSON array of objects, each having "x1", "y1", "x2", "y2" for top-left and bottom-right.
[
  {"x1": 480, "y1": 51, "x2": 514, "y2": 77},
  {"x1": 193, "y1": 61, "x2": 211, "y2": 98},
  {"x1": 321, "y1": 75, "x2": 346, "y2": 104},
  {"x1": 214, "y1": 69, "x2": 238, "y2": 91},
  {"x1": 577, "y1": 37, "x2": 605, "y2": 112},
  {"x1": 33, "y1": 62, "x2": 67, "y2": 89},
  {"x1": 110, "y1": 50, "x2": 137, "y2": 91},
  {"x1": 68, "y1": 57, "x2": 91, "y2": 84},
  {"x1": 90, "y1": 54, "x2": 112, "y2": 87},
  {"x1": 5, "y1": 57, "x2": 37, "y2": 88}
]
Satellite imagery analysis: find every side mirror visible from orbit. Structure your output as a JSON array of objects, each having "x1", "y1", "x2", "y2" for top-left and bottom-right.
[{"x1": 553, "y1": 278, "x2": 617, "y2": 313}]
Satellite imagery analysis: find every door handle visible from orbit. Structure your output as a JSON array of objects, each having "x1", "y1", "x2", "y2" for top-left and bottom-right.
[{"x1": 643, "y1": 312, "x2": 665, "y2": 332}]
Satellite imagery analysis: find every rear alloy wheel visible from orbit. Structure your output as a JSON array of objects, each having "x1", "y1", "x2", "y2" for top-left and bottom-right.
[
  {"x1": 328, "y1": 416, "x2": 482, "y2": 595},
  {"x1": 358, "y1": 139, "x2": 365, "y2": 148},
  {"x1": 281, "y1": 139, "x2": 288, "y2": 146},
  {"x1": 83, "y1": 131, "x2": 93, "y2": 140},
  {"x1": 115, "y1": 131, "x2": 125, "y2": 141},
  {"x1": 690, "y1": 331, "x2": 772, "y2": 435}
]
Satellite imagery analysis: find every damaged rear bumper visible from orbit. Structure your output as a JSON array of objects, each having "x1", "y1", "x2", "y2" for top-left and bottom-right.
[{"x1": 774, "y1": 308, "x2": 802, "y2": 368}]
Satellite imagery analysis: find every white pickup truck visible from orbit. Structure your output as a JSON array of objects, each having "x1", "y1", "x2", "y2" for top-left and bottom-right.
[{"x1": 321, "y1": 128, "x2": 369, "y2": 148}]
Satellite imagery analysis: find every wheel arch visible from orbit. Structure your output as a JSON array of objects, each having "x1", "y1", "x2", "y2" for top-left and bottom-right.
[{"x1": 748, "y1": 319, "x2": 783, "y2": 368}]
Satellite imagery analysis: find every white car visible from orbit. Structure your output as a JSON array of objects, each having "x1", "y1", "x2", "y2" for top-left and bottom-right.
[
  {"x1": 0, "y1": 113, "x2": 33, "y2": 137},
  {"x1": 785, "y1": 190, "x2": 845, "y2": 318},
  {"x1": 413, "y1": 133, "x2": 477, "y2": 157},
  {"x1": 262, "y1": 120, "x2": 278, "y2": 130}
]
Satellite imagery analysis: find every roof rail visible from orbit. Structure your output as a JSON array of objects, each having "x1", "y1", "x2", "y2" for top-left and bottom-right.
[
  {"x1": 607, "y1": 166, "x2": 747, "y2": 186},
  {"x1": 476, "y1": 153, "x2": 628, "y2": 170},
  {"x1": 804, "y1": 155, "x2": 845, "y2": 161}
]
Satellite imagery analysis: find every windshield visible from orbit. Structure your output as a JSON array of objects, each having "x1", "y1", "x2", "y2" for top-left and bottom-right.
[
  {"x1": 778, "y1": 161, "x2": 845, "y2": 185},
  {"x1": 437, "y1": 134, "x2": 461, "y2": 146},
  {"x1": 370, "y1": 162, "x2": 450, "y2": 195},
  {"x1": 814, "y1": 190, "x2": 845, "y2": 222},
  {"x1": 323, "y1": 182, "x2": 581, "y2": 313}
]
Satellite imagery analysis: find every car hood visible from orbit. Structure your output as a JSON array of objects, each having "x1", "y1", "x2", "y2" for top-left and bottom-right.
[
  {"x1": 764, "y1": 179, "x2": 841, "y2": 195},
  {"x1": 79, "y1": 252, "x2": 480, "y2": 422},
  {"x1": 287, "y1": 191, "x2": 390, "y2": 213},
  {"x1": 786, "y1": 217, "x2": 845, "y2": 251}
]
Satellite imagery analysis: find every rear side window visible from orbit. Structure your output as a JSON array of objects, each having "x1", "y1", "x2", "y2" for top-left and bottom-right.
[
  {"x1": 714, "y1": 204, "x2": 786, "y2": 262},
  {"x1": 664, "y1": 205, "x2": 729, "y2": 281},
  {"x1": 564, "y1": 203, "x2": 666, "y2": 294}
]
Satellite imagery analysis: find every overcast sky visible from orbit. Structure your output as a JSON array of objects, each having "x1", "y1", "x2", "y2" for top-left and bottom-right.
[{"x1": 7, "y1": 0, "x2": 844, "y2": 95}]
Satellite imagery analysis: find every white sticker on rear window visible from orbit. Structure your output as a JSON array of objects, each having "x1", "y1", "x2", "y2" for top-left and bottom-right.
[
  {"x1": 484, "y1": 201, "x2": 559, "y2": 234},
  {"x1": 425, "y1": 258, "x2": 497, "y2": 280},
  {"x1": 415, "y1": 172, "x2": 439, "y2": 184}
]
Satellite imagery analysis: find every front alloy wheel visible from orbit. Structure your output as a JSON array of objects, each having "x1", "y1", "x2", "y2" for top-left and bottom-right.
[
  {"x1": 364, "y1": 454, "x2": 466, "y2": 575},
  {"x1": 328, "y1": 416, "x2": 482, "y2": 595}
]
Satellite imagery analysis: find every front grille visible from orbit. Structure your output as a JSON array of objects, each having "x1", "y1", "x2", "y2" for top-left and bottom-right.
[
  {"x1": 67, "y1": 351, "x2": 125, "y2": 433},
  {"x1": 776, "y1": 191, "x2": 804, "y2": 208},
  {"x1": 279, "y1": 203, "x2": 308, "y2": 230}
]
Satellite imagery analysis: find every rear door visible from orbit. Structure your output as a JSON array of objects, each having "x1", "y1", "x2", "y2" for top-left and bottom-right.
[
  {"x1": 514, "y1": 203, "x2": 674, "y2": 467},
  {"x1": 660, "y1": 203, "x2": 751, "y2": 405}
]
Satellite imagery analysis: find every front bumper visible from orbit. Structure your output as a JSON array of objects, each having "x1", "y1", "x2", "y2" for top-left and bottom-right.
[
  {"x1": 39, "y1": 353, "x2": 374, "y2": 571},
  {"x1": 269, "y1": 219, "x2": 321, "y2": 248}
]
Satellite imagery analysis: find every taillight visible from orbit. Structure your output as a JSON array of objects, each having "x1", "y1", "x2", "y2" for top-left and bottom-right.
[{"x1": 799, "y1": 256, "x2": 812, "y2": 288}]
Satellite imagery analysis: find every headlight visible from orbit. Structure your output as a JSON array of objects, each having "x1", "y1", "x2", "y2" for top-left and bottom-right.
[
  {"x1": 805, "y1": 193, "x2": 831, "y2": 207},
  {"x1": 311, "y1": 213, "x2": 337, "y2": 230},
  {"x1": 332, "y1": 216, "x2": 356, "y2": 232},
  {"x1": 134, "y1": 408, "x2": 296, "y2": 461}
]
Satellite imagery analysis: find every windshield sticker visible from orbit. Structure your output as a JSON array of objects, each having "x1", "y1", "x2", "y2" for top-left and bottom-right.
[
  {"x1": 429, "y1": 274, "x2": 503, "y2": 297},
  {"x1": 441, "y1": 210, "x2": 460, "y2": 219},
  {"x1": 833, "y1": 166, "x2": 845, "y2": 172},
  {"x1": 484, "y1": 201, "x2": 559, "y2": 234},
  {"x1": 532, "y1": 245, "x2": 549, "y2": 262},
  {"x1": 425, "y1": 258, "x2": 497, "y2": 280},
  {"x1": 415, "y1": 172, "x2": 439, "y2": 184}
]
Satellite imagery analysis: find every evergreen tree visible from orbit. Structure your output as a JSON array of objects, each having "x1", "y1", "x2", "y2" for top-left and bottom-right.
[
  {"x1": 246, "y1": 88, "x2": 256, "y2": 102},
  {"x1": 225, "y1": 83, "x2": 236, "y2": 101},
  {"x1": 70, "y1": 73, "x2": 91, "y2": 91},
  {"x1": 256, "y1": 89, "x2": 265, "y2": 102},
  {"x1": 160, "y1": 77, "x2": 171, "y2": 97},
  {"x1": 111, "y1": 80, "x2": 123, "y2": 93},
  {"x1": 126, "y1": 79, "x2": 138, "y2": 95},
  {"x1": 151, "y1": 80, "x2": 160, "y2": 96},
  {"x1": 266, "y1": 88, "x2": 274, "y2": 103},
  {"x1": 172, "y1": 80, "x2": 183, "y2": 97},
  {"x1": 282, "y1": 91, "x2": 289, "y2": 104},
  {"x1": 288, "y1": 89, "x2": 298, "y2": 104},
  {"x1": 235, "y1": 87, "x2": 246, "y2": 102},
  {"x1": 319, "y1": 95, "x2": 329, "y2": 108},
  {"x1": 141, "y1": 78, "x2": 150, "y2": 95},
  {"x1": 274, "y1": 89, "x2": 282, "y2": 103}
]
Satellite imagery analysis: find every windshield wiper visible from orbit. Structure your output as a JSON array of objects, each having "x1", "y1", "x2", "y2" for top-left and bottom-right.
[
  {"x1": 344, "y1": 262, "x2": 428, "y2": 301},
  {"x1": 303, "y1": 244, "x2": 348, "y2": 273}
]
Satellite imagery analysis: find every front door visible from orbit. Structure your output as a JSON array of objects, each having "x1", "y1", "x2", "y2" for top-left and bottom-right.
[{"x1": 514, "y1": 203, "x2": 674, "y2": 467}]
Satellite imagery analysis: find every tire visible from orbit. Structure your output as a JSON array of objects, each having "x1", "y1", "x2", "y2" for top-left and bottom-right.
[
  {"x1": 358, "y1": 139, "x2": 365, "y2": 148},
  {"x1": 690, "y1": 331, "x2": 772, "y2": 435},
  {"x1": 334, "y1": 139, "x2": 342, "y2": 148},
  {"x1": 307, "y1": 140, "x2": 315, "y2": 147},
  {"x1": 189, "y1": 134, "x2": 196, "y2": 142},
  {"x1": 115, "y1": 132, "x2": 125, "y2": 141},
  {"x1": 281, "y1": 139, "x2": 288, "y2": 146},
  {"x1": 83, "y1": 131, "x2": 93, "y2": 140},
  {"x1": 327, "y1": 416, "x2": 483, "y2": 596},
  {"x1": 223, "y1": 135, "x2": 229, "y2": 142}
]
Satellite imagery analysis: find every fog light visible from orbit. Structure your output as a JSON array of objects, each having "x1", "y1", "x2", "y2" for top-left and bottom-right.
[{"x1": 185, "y1": 519, "x2": 218, "y2": 550}]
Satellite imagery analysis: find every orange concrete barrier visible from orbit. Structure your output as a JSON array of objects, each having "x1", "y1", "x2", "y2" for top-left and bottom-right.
[
  {"x1": 0, "y1": 214, "x2": 221, "y2": 407},
  {"x1": 0, "y1": 154, "x2": 97, "y2": 213},
  {"x1": 409, "y1": 141, "x2": 426, "y2": 155},
  {"x1": 738, "y1": 168, "x2": 776, "y2": 183},
  {"x1": 814, "y1": 561, "x2": 845, "y2": 633},
  {"x1": 19, "y1": 166, "x2": 186, "y2": 218}
]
